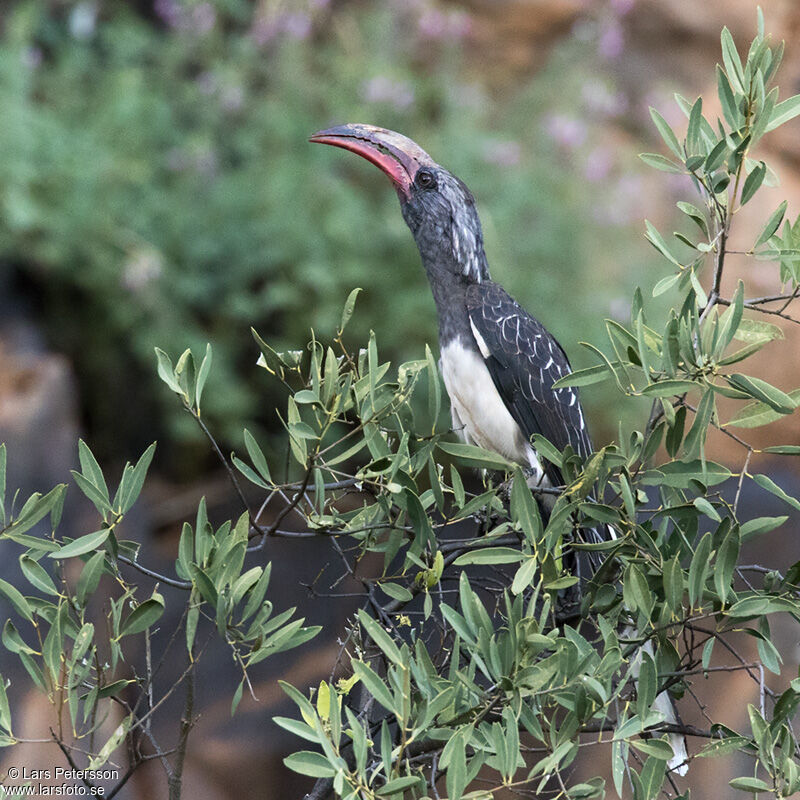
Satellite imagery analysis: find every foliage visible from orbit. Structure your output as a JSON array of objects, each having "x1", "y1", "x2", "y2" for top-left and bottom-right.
[
  {"x1": 0, "y1": 0, "x2": 652, "y2": 458},
  {"x1": 2, "y1": 10, "x2": 800, "y2": 800}
]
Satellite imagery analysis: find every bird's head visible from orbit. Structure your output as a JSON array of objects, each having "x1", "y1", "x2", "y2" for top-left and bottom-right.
[{"x1": 310, "y1": 123, "x2": 489, "y2": 283}]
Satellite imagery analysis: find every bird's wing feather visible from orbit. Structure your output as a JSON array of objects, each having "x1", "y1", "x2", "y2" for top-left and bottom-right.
[{"x1": 465, "y1": 281, "x2": 593, "y2": 487}]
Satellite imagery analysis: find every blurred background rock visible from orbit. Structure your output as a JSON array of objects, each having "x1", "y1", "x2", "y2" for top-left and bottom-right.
[{"x1": 0, "y1": 1, "x2": 798, "y2": 798}]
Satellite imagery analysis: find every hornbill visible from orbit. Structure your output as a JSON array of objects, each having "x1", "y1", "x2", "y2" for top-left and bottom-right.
[{"x1": 310, "y1": 123, "x2": 688, "y2": 775}]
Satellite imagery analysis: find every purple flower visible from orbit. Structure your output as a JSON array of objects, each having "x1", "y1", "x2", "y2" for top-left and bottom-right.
[
  {"x1": 196, "y1": 71, "x2": 217, "y2": 95},
  {"x1": 543, "y1": 114, "x2": 587, "y2": 150},
  {"x1": 283, "y1": 12, "x2": 312, "y2": 40},
  {"x1": 417, "y1": 8, "x2": 471, "y2": 41},
  {"x1": 482, "y1": 140, "x2": 522, "y2": 168},
  {"x1": 21, "y1": 47, "x2": 43, "y2": 70},
  {"x1": 598, "y1": 19, "x2": 624, "y2": 60},
  {"x1": 592, "y1": 174, "x2": 644, "y2": 225},
  {"x1": 190, "y1": 3, "x2": 217, "y2": 35},
  {"x1": 581, "y1": 80, "x2": 628, "y2": 117},
  {"x1": 155, "y1": 0, "x2": 215, "y2": 34},
  {"x1": 610, "y1": 0, "x2": 636, "y2": 15},
  {"x1": 583, "y1": 146, "x2": 614, "y2": 182},
  {"x1": 220, "y1": 85, "x2": 245, "y2": 113},
  {"x1": 251, "y1": 18, "x2": 279, "y2": 46},
  {"x1": 154, "y1": 0, "x2": 181, "y2": 29},
  {"x1": 362, "y1": 76, "x2": 415, "y2": 111},
  {"x1": 122, "y1": 250, "x2": 163, "y2": 292}
]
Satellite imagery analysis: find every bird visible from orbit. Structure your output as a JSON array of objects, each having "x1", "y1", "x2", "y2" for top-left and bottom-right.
[{"x1": 310, "y1": 123, "x2": 688, "y2": 775}]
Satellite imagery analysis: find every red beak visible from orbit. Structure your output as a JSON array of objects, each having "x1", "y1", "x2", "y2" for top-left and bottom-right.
[{"x1": 310, "y1": 123, "x2": 435, "y2": 200}]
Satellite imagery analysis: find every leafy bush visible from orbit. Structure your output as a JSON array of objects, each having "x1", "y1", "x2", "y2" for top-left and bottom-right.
[
  {"x1": 2, "y1": 10, "x2": 800, "y2": 800},
  {"x1": 0, "y1": 0, "x2": 653, "y2": 459}
]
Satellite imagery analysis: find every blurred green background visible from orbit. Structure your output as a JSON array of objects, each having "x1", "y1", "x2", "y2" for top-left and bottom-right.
[{"x1": 0, "y1": 0, "x2": 662, "y2": 474}]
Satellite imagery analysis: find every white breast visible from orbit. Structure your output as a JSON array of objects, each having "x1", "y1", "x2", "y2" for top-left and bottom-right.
[{"x1": 440, "y1": 339, "x2": 545, "y2": 484}]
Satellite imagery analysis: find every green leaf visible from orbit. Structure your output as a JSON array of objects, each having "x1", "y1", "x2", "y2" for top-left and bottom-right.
[
  {"x1": 639, "y1": 153, "x2": 684, "y2": 173},
  {"x1": 510, "y1": 467, "x2": 542, "y2": 543},
  {"x1": 714, "y1": 525, "x2": 740, "y2": 604},
  {"x1": 70, "y1": 471, "x2": 112, "y2": 517},
  {"x1": 689, "y1": 532, "x2": 712, "y2": 607},
  {"x1": 190, "y1": 564, "x2": 218, "y2": 607},
  {"x1": 638, "y1": 755, "x2": 667, "y2": 800},
  {"x1": 115, "y1": 442, "x2": 156, "y2": 514},
  {"x1": 339, "y1": 287, "x2": 362, "y2": 334},
  {"x1": 0, "y1": 674, "x2": 12, "y2": 736},
  {"x1": 154, "y1": 348, "x2": 183, "y2": 394},
  {"x1": 380, "y1": 582, "x2": 413, "y2": 602},
  {"x1": 727, "y1": 374, "x2": 796, "y2": 414},
  {"x1": 19, "y1": 556, "x2": 58, "y2": 596},
  {"x1": 283, "y1": 751, "x2": 337, "y2": 779},
  {"x1": 4, "y1": 486, "x2": 66, "y2": 539},
  {"x1": 552, "y1": 363, "x2": 614, "y2": 388},
  {"x1": 640, "y1": 380, "x2": 700, "y2": 397},
  {"x1": 649, "y1": 107, "x2": 683, "y2": 158},
  {"x1": 89, "y1": 716, "x2": 132, "y2": 770},
  {"x1": 76, "y1": 551, "x2": 106, "y2": 606},
  {"x1": 437, "y1": 441, "x2": 512, "y2": 472},
  {"x1": 716, "y1": 64, "x2": 740, "y2": 128},
  {"x1": 663, "y1": 556, "x2": 683, "y2": 615},
  {"x1": 727, "y1": 595, "x2": 797, "y2": 618},
  {"x1": 195, "y1": 344, "x2": 212, "y2": 411},
  {"x1": 686, "y1": 96, "x2": 704, "y2": 155},
  {"x1": 734, "y1": 318, "x2": 784, "y2": 345},
  {"x1": 623, "y1": 563, "x2": 652, "y2": 617},
  {"x1": 243, "y1": 429, "x2": 272, "y2": 484},
  {"x1": 689, "y1": 268, "x2": 708, "y2": 307},
  {"x1": 357, "y1": 609, "x2": 403, "y2": 666},
  {"x1": 726, "y1": 389, "x2": 800, "y2": 428},
  {"x1": 765, "y1": 94, "x2": 800, "y2": 132},
  {"x1": 683, "y1": 389, "x2": 715, "y2": 459},
  {"x1": 754, "y1": 200, "x2": 787, "y2": 248},
  {"x1": 49, "y1": 529, "x2": 110, "y2": 560},
  {"x1": 644, "y1": 220, "x2": 681, "y2": 265},
  {"x1": 740, "y1": 161, "x2": 766, "y2": 204},
  {"x1": 652, "y1": 273, "x2": 681, "y2": 297},
  {"x1": 377, "y1": 776, "x2": 421, "y2": 796},
  {"x1": 273, "y1": 716, "x2": 319, "y2": 744},
  {"x1": 232, "y1": 455, "x2": 270, "y2": 490},
  {"x1": 740, "y1": 516, "x2": 787, "y2": 540},
  {"x1": 454, "y1": 547, "x2": 524, "y2": 566},
  {"x1": 631, "y1": 738, "x2": 674, "y2": 761},
  {"x1": 729, "y1": 776, "x2": 771, "y2": 792},
  {"x1": 642, "y1": 460, "x2": 730, "y2": 487},
  {"x1": 0, "y1": 579, "x2": 33, "y2": 622},
  {"x1": 693, "y1": 496, "x2": 721, "y2": 522},
  {"x1": 120, "y1": 593, "x2": 165, "y2": 637},
  {"x1": 2, "y1": 620, "x2": 36, "y2": 655},
  {"x1": 704, "y1": 137, "x2": 729, "y2": 173},
  {"x1": 351, "y1": 660, "x2": 395, "y2": 712},
  {"x1": 78, "y1": 440, "x2": 108, "y2": 500},
  {"x1": 511, "y1": 557, "x2": 538, "y2": 595},
  {"x1": 752, "y1": 473, "x2": 800, "y2": 511},
  {"x1": 720, "y1": 27, "x2": 745, "y2": 93}
]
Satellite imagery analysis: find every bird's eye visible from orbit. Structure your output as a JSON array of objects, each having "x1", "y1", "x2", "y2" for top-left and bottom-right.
[{"x1": 416, "y1": 170, "x2": 436, "y2": 190}]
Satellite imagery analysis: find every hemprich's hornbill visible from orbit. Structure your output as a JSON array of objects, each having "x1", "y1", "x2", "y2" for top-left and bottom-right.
[
  {"x1": 310, "y1": 123, "x2": 688, "y2": 775},
  {"x1": 310, "y1": 125, "x2": 590, "y2": 508}
]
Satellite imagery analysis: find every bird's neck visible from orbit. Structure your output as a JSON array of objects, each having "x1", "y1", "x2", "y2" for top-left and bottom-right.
[{"x1": 420, "y1": 254, "x2": 482, "y2": 347}]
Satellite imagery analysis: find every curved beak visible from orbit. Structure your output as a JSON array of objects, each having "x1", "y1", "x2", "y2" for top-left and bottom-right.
[{"x1": 309, "y1": 123, "x2": 435, "y2": 200}]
